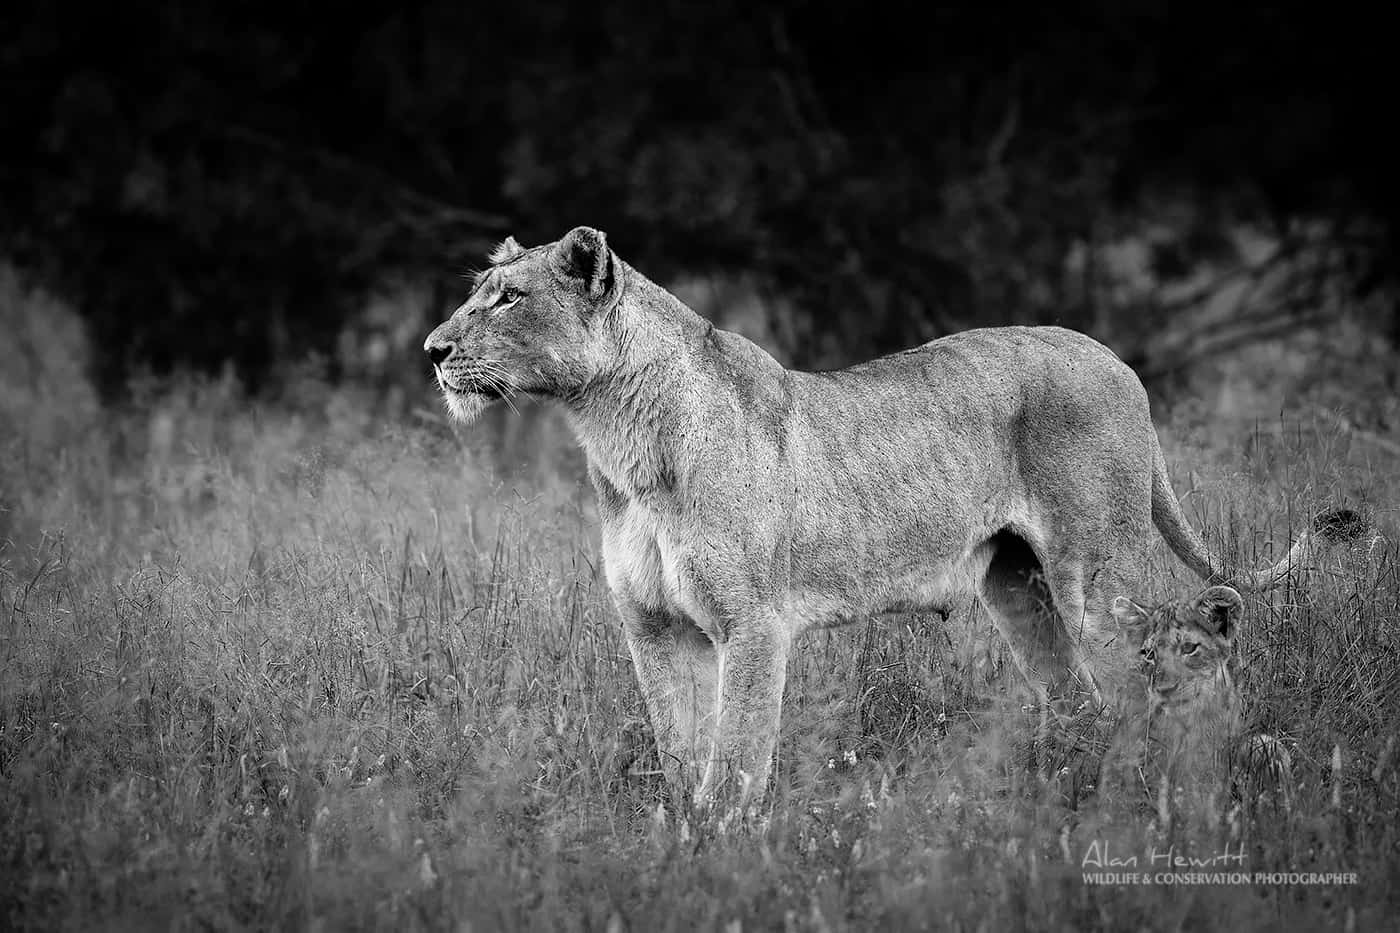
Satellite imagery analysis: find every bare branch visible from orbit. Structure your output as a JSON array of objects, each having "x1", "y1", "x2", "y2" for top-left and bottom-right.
[
  {"x1": 213, "y1": 122, "x2": 511, "y2": 232},
  {"x1": 1137, "y1": 309, "x2": 1331, "y2": 381},
  {"x1": 985, "y1": 84, "x2": 1020, "y2": 169}
]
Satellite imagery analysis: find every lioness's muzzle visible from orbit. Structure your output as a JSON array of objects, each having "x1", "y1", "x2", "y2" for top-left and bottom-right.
[{"x1": 426, "y1": 341, "x2": 455, "y2": 367}]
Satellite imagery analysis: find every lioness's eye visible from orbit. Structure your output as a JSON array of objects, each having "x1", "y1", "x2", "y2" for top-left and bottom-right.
[
  {"x1": 1181, "y1": 642, "x2": 1199, "y2": 655},
  {"x1": 499, "y1": 287, "x2": 522, "y2": 304}
]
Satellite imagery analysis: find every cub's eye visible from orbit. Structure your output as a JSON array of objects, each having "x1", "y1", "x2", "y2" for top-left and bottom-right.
[
  {"x1": 1180, "y1": 642, "x2": 1200, "y2": 656},
  {"x1": 499, "y1": 287, "x2": 523, "y2": 305}
]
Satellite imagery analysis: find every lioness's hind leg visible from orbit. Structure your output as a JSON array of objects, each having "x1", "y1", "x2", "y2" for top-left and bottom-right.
[
  {"x1": 977, "y1": 532, "x2": 1083, "y2": 777},
  {"x1": 1041, "y1": 563, "x2": 1117, "y2": 707}
]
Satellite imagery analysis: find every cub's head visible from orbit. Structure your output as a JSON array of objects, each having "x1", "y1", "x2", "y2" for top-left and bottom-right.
[
  {"x1": 1111, "y1": 585, "x2": 1243, "y2": 710},
  {"x1": 423, "y1": 226, "x2": 622, "y2": 422}
]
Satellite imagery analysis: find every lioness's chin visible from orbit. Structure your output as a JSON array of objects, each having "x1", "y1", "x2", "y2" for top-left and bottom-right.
[{"x1": 442, "y1": 387, "x2": 493, "y2": 423}]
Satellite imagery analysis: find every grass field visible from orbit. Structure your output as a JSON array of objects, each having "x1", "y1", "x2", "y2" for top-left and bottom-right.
[{"x1": 3, "y1": 344, "x2": 1399, "y2": 930}]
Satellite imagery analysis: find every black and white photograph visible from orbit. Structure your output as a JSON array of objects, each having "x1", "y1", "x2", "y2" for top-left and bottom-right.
[{"x1": 2, "y1": 2, "x2": 1397, "y2": 929}]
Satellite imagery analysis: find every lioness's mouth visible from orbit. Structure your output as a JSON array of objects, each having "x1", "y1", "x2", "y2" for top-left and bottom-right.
[{"x1": 438, "y1": 375, "x2": 506, "y2": 401}]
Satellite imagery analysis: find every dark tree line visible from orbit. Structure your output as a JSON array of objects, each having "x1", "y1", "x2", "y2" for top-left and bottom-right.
[{"x1": 3, "y1": 0, "x2": 1397, "y2": 389}]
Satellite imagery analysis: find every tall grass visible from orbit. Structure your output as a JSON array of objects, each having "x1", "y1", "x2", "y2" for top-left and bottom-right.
[{"x1": 2, "y1": 286, "x2": 1398, "y2": 929}]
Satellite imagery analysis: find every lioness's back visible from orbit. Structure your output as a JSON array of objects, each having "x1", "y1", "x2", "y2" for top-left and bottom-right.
[
  {"x1": 789, "y1": 325, "x2": 1153, "y2": 481},
  {"x1": 801, "y1": 325, "x2": 1138, "y2": 404}
]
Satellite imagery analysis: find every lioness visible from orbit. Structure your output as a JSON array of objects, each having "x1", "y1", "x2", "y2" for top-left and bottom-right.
[{"x1": 424, "y1": 226, "x2": 1357, "y2": 805}]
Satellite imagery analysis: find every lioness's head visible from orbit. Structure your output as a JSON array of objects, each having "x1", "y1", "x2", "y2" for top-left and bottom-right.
[
  {"x1": 424, "y1": 226, "x2": 622, "y2": 422},
  {"x1": 1111, "y1": 585, "x2": 1243, "y2": 709}
]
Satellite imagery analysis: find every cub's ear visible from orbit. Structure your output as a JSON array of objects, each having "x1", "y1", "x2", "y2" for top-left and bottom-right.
[
  {"x1": 1194, "y1": 585, "x2": 1243, "y2": 639},
  {"x1": 488, "y1": 236, "x2": 525, "y2": 265},
  {"x1": 1111, "y1": 596, "x2": 1148, "y2": 627},
  {"x1": 551, "y1": 226, "x2": 615, "y2": 300}
]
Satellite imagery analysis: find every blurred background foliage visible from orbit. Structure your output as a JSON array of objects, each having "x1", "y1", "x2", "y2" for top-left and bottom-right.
[{"x1": 3, "y1": 0, "x2": 1398, "y2": 417}]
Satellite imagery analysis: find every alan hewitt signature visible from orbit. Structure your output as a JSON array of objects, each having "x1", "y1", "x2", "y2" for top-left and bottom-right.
[{"x1": 1082, "y1": 840, "x2": 1247, "y2": 870}]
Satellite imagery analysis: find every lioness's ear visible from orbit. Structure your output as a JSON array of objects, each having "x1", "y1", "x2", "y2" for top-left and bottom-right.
[
  {"x1": 1111, "y1": 596, "x2": 1148, "y2": 627},
  {"x1": 488, "y1": 236, "x2": 525, "y2": 265},
  {"x1": 1194, "y1": 585, "x2": 1243, "y2": 639},
  {"x1": 551, "y1": 226, "x2": 615, "y2": 300}
]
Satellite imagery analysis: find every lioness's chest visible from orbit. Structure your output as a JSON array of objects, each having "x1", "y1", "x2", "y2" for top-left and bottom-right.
[{"x1": 600, "y1": 503, "x2": 717, "y2": 634}]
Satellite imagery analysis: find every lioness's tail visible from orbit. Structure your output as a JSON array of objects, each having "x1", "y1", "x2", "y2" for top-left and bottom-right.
[{"x1": 1149, "y1": 441, "x2": 1368, "y2": 590}]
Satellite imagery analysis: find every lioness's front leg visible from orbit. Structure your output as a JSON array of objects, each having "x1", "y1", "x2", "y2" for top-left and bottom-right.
[
  {"x1": 696, "y1": 615, "x2": 791, "y2": 808},
  {"x1": 618, "y1": 601, "x2": 719, "y2": 794}
]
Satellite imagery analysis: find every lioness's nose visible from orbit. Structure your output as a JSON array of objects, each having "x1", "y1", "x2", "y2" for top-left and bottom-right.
[{"x1": 426, "y1": 341, "x2": 454, "y2": 366}]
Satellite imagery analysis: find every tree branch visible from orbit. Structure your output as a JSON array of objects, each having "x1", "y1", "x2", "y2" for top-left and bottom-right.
[{"x1": 213, "y1": 122, "x2": 511, "y2": 232}]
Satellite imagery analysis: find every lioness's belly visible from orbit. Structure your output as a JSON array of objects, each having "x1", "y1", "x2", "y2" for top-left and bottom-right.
[
  {"x1": 602, "y1": 496, "x2": 1005, "y2": 637},
  {"x1": 783, "y1": 528, "x2": 1002, "y2": 630}
]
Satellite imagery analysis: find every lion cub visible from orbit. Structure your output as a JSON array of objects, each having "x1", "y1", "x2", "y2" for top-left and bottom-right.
[{"x1": 1099, "y1": 585, "x2": 1292, "y2": 810}]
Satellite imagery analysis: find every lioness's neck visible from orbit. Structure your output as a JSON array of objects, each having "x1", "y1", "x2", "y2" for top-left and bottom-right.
[{"x1": 564, "y1": 272, "x2": 716, "y2": 500}]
